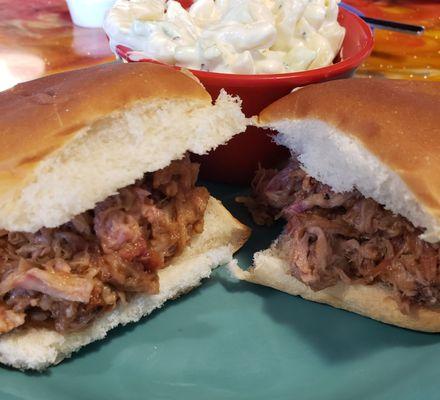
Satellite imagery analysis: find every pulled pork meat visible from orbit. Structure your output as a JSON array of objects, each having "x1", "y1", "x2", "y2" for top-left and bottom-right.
[
  {"x1": 239, "y1": 160, "x2": 440, "y2": 312},
  {"x1": 0, "y1": 157, "x2": 209, "y2": 333}
]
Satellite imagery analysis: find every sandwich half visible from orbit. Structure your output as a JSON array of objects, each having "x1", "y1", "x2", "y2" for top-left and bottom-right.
[
  {"x1": 232, "y1": 78, "x2": 440, "y2": 332},
  {"x1": 0, "y1": 62, "x2": 250, "y2": 370}
]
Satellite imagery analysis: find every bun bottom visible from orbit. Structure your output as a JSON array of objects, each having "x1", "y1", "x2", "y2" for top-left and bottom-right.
[
  {"x1": 229, "y1": 247, "x2": 440, "y2": 333},
  {"x1": 0, "y1": 197, "x2": 250, "y2": 371}
]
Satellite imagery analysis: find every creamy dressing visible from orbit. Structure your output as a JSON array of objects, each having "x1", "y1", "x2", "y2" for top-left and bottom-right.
[{"x1": 104, "y1": 0, "x2": 345, "y2": 74}]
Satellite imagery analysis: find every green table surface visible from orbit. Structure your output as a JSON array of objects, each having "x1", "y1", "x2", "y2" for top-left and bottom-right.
[{"x1": 0, "y1": 182, "x2": 439, "y2": 400}]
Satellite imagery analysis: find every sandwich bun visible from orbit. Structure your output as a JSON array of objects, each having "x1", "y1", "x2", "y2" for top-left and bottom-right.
[
  {"x1": 260, "y1": 78, "x2": 440, "y2": 242},
  {"x1": 230, "y1": 247, "x2": 440, "y2": 333}
]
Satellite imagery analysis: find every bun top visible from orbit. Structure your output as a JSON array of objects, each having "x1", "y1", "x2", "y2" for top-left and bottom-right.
[
  {"x1": 259, "y1": 78, "x2": 440, "y2": 242},
  {"x1": 0, "y1": 62, "x2": 210, "y2": 172},
  {"x1": 0, "y1": 62, "x2": 246, "y2": 232}
]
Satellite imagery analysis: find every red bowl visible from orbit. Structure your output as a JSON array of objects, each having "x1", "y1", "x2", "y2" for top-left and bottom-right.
[{"x1": 115, "y1": 7, "x2": 373, "y2": 184}]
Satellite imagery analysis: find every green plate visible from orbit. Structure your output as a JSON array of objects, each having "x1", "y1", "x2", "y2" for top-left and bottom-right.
[{"x1": 1, "y1": 183, "x2": 439, "y2": 400}]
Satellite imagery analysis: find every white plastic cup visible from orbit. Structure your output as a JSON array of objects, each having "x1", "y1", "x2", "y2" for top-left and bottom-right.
[{"x1": 66, "y1": 0, "x2": 116, "y2": 28}]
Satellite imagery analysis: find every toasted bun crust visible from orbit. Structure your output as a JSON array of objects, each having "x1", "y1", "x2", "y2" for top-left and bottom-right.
[
  {"x1": 230, "y1": 247, "x2": 440, "y2": 333},
  {"x1": 259, "y1": 79, "x2": 440, "y2": 241},
  {"x1": 0, "y1": 62, "x2": 246, "y2": 232},
  {"x1": 0, "y1": 62, "x2": 209, "y2": 173},
  {"x1": 0, "y1": 197, "x2": 251, "y2": 371}
]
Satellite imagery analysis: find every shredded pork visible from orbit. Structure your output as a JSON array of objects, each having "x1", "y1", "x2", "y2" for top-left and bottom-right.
[
  {"x1": 0, "y1": 157, "x2": 209, "y2": 333},
  {"x1": 238, "y1": 160, "x2": 440, "y2": 312}
]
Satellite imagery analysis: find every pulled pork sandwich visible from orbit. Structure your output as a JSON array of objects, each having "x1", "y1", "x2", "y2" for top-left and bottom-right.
[
  {"x1": 0, "y1": 62, "x2": 250, "y2": 370},
  {"x1": 232, "y1": 78, "x2": 440, "y2": 332}
]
